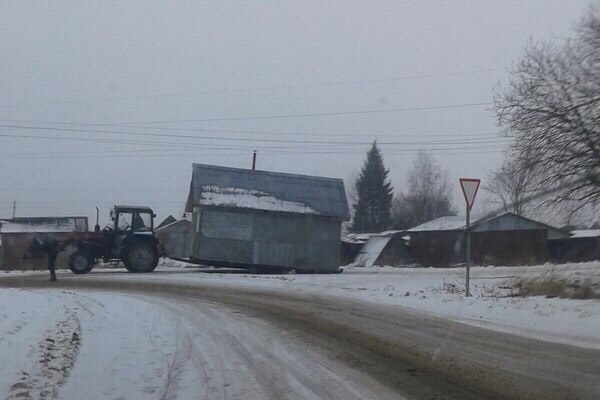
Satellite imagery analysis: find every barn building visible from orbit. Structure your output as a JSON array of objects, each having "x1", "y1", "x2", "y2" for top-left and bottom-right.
[
  {"x1": 549, "y1": 229, "x2": 600, "y2": 262},
  {"x1": 406, "y1": 212, "x2": 569, "y2": 267},
  {"x1": 185, "y1": 163, "x2": 349, "y2": 272},
  {"x1": 0, "y1": 216, "x2": 88, "y2": 270}
]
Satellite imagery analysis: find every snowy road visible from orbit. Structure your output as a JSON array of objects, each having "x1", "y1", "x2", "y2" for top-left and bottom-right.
[{"x1": 1, "y1": 270, "x2": 600, "y2": 400}]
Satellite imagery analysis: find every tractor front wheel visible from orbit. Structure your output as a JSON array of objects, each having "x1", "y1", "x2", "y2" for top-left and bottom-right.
[
  {"x1": 124, "y1": 241, "x2": 159, "y2": 273},
  {"x1": 68, "y1": 251, "x2": 95, "y2": 274}
]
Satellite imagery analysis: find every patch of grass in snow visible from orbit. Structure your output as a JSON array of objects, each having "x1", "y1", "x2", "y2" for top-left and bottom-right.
[{"x1": 514, "y1": 273, "x2": 600, "y2": 300}]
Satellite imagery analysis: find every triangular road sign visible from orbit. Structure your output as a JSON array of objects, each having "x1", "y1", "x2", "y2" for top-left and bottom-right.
[{"x1": 459, "y1": 178, "x2": 480, "y2": 210}]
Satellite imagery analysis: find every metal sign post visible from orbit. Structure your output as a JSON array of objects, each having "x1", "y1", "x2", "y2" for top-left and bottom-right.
[{"x1": 459, "y1": 178, "x2": 480, "y2": 297}]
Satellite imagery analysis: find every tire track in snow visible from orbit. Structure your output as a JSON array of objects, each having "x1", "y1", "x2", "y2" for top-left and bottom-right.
[{"x1": 6, "y1": 309, "x2": 81, "y2": 400}]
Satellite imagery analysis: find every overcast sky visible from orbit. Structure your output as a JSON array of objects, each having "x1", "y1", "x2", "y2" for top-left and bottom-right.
[{"x1": 0, "y1": 0, "x2": 593, "y2": 224}]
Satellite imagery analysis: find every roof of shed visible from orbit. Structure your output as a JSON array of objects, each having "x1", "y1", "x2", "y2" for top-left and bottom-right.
[
  {"x1": 355, "y1": 236, "x2": 393, "y2": 267},
  {"x1": 407, "y1": 212, "x2": 568, "y2": 238},
  {"x1": 343, "y1": 230, "x2": 406, "y2": 244},
  {"x1": 155, "y1": 217, "x2": 191, "y2": 232},
  {"x1": 407, "y1": 216, "x2": 470, "y2": 232},
  {"x1": 0, "y1": 216, "x2": 87, "y2": 233},
  {"x1": 186, "y1": 163, "x2": 349, "y2": 219},
  {"x1": 156, "y1": 215, "x2": 177, "y2": 230}
]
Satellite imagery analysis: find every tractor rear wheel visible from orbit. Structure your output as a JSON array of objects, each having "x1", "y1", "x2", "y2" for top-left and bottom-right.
[
  {"x1": 68, "y1": 251, "x2": 95, "y2": 274},
  {"x1": 124, "y1": 241, "x2": 159, "y2": 273}
]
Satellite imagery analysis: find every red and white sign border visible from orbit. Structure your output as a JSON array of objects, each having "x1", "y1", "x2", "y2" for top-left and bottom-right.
[{"x1": 459, "y1": 178, "x2": 481, "y2": 210}]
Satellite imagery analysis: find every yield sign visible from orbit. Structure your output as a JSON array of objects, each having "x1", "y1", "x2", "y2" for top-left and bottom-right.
[{"x1": 459, "y1": 178, "x2": 480, "y2": 210}]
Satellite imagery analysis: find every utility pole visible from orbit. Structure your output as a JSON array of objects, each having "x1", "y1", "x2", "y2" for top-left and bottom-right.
[
  {"x1": 252, "y1": 150, "x2": 257, "y2": 170},
  {"x1": 12, "y1": 200, "x2": 16, "y2": 219}
]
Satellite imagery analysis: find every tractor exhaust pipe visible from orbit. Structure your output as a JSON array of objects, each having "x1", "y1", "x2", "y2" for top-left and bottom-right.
[{"x1": 95, "y1": 207, "x2": 100, "y2": 232}]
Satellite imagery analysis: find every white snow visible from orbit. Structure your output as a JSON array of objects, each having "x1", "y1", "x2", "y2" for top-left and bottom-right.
[
  {"x1": 0, "y1": 286, "x2": 401, "y2": 400},
  {"x1": 200, "y1": 186, "x2": 320, "y2": 215},
  {"x1": 0, "y1": 220, "x2": 78, "y2": 233},
  {"x1": 1, "y1": 260, "x2": 599, "y2": 398},
  {"x1": 570, "y1": 229, "x2": 600, "y2": 238},
  {"x1": 407, "y1": 215, "x2": 468, "y2": 231},
  {"x1": 109, "y1": 260, "x2": 600, "y2": 350},
  {"x1": 0, "y1": 289, "x2": 186, "y2": 399}
]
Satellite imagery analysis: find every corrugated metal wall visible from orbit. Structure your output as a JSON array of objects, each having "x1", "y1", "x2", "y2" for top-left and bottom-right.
[{"x1": 192, "y1": 207, "x2": 341, "y2": 272}]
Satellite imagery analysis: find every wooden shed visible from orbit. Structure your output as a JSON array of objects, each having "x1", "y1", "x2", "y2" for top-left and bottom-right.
[
  {"x1": 185, "y1": 163, "x2": 349, "y2": 273},
  {"x1": 406, "y1": 212, "x2": 569, "y2": 267}
]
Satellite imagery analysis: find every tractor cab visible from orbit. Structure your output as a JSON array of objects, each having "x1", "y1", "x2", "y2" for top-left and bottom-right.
[{"x1": 111, "y1": 205, "x2": 156, "y2": 233}]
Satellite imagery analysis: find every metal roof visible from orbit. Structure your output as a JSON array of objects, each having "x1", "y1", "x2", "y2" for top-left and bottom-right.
[
  {"x1": 114, "y1": 205, "x2": 154, "y2": 213},
  {"x1": 570, "y1": 229, "x2": 600, "y2": 239},
  {"x1": 186, "y1": 163, "x2": 349, "y2": 220},
  {"x1": 0, "y1": 216, "x2": 88, "y2": 233},
  {"x1": 407, "y1": 212, "x2": 569, "y2": 239}
]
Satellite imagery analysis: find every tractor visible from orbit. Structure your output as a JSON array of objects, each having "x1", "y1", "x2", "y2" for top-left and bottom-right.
[{"x1": 68, "y1": 205, "x2": 161, "y2": 274}]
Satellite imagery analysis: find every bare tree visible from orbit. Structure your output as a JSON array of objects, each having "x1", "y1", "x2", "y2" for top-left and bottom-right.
[
  {"x1": 484, "y1": 156, "x2": 537, "y2": 215},
  {"x1": 495, "y1": 8, "x2": 600, "y2": 212},
  {"x1": 392, "y1": 150, "x2": 455, "y2": 229}
]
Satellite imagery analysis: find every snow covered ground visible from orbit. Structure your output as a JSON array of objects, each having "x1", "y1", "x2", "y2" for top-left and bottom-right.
[
  {"x1": 1, "y1": 260, "x2": 599, "y2": 399},
  {"x1": 132, "y1": 260, "x2": 600, "y2": 350},
  {"x1": 0, "y1": 289, "x2": 189, "y2": 400}
]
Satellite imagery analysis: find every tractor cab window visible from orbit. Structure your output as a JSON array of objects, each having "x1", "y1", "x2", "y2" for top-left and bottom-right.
[
  {"x1": 116, "y1": 211, "x2": 152, "y2": 232},
  {"x1": 132, "y1": 212, "x2": 152, "y2": 232},
  {"x1": 116, "y1": 212, "x2": 133, "y2": 231}
]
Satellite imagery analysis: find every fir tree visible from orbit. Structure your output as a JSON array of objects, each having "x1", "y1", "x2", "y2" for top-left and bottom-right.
[{"x1": 351, "y1": 142, "x2": 393, "y2": 232}]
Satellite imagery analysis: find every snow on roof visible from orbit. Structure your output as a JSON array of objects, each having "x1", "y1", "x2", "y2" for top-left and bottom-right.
[
  {"x1": 570, "y1": 229, "x2": 600, "y2": 238},
  {"x1": 199, "y1": 187, "x2": 320, "y2": 215},
  {"x1": 406, "y1": 212, "x2": 568, "y2": 237},
  {"x1": 0, "y1": 218, "x2": 81, "y2": 233},
  {"x1": 407, "y1": 216, "x2": 468, "y2": 232},
  {"x1": 342, "y1": 230, "x2": 405, "y2": 244}
]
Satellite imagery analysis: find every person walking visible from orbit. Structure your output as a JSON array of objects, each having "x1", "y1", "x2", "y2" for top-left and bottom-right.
[
  {"x1": 42, "y1": 236, "x2": 60, "y2": 282},
  {"x1": 25, "y1": 235, "x2": 65, "y2": 282}
]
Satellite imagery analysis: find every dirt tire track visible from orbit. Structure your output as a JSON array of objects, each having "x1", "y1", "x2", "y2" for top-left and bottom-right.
[{"x1": 6, "y1": 309, "x2": 81, "y2": 400}]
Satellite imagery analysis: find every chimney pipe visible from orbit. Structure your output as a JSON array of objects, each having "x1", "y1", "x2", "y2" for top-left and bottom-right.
[{"x1": 95, "y1": 207, "x2": 100, "y2": 232}]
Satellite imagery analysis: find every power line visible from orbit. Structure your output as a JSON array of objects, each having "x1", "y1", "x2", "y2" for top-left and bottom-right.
[
  {"x1": 118, "y1": 101, "x2": 494, "y2": 125},
  {"x1": 0, "y1": 123, "x2": 508, "y2": 147},
  {"x1": 0, "y1": 117, "x2": 503, "y2": 139},
  {"x1": 0, "y1": 67, "x2": 507, "y2": 109}
]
